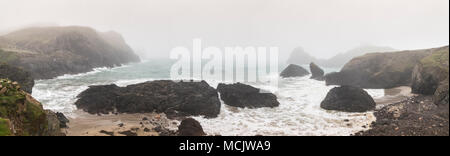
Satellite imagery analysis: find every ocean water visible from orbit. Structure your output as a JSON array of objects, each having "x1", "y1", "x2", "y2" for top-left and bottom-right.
[{"x1": 32, "y1": 59, "x2": 384, "y2": 136}]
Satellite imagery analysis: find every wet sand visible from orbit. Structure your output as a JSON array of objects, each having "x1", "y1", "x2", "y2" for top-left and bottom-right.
[
  {"x1": 65, "y1": 111, "x2": 179, "y2": 136},
  {"x1": 375, "y1": 86, "x2": 415, "y2": 106}
]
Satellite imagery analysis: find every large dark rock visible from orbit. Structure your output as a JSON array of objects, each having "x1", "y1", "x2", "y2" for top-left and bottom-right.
[
  {"x1": 0, "y1": 26, "x2": 140, "y2": 79},
  {"x1": 411, "y1": 47, "x2": 449, "y2": 95},
  {"x1": 309, "y1": 62, "x2": 324, "y2": 81},
  {"x1": 178, "y1": 118, "x2": 206, "y2": 136},
  {"x1": 325, "y1": 46, "x2": 447, "y2": 89},
  {"x1": 280, "y1": 64, "x2": 309, "y2": 78},
  {"x1": 0, "y1": 63, "x2": 34, "y2": 93},
  {"x1": 217, "y1": 83, "x2": 280, "y2": 108},
  {"x1": 320, "y1": 86, "x2": 376, "y2": 112},
  {"x1": 75, "y1": 80, "x2": 221, "y2": 118}
]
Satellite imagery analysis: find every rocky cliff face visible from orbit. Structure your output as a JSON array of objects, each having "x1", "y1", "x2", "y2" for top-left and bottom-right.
[
  {"x1": 0, "y1": 63, "x2": 34, "y2": 93},
  {"x1": 0, "y1": 26, "x2": 140, "y2": 79},
  {"x1": 0, "y1": 79, "x2": 63, "y2": 136},
  {"x1": 411, "y1": 47, "x2": 449, "y2": 95},
  {"x1": 325, "y1": 46, "x2": 447, "y2": 89}
]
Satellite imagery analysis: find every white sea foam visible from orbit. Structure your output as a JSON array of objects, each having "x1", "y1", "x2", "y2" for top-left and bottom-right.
[
  {"x1": 33, "y1": 61, "x2": 384, "y2": 136},
  {"x1": 194, "y1": 77, "x2": 382, "y2": 136}
]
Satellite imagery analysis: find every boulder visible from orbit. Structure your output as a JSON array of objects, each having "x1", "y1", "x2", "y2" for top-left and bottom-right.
[
  {"x1": 309, "y1": 62, "x2": 325, "y2": 80},
  {"x1": 280, "y1": 64, "x2": 310, "y2": 78},
  {"x1": 75, "y1": 80, "x2": 221, "y2": 118},
  {"x1": 178, "y1": 118, "x2": 206, "y2": 136},
  {"x1": 320, "y1": 86, "x2": 376, "y2": 112},
  {"x1": 411, "y1": 48, "x2": 449, "y2": 95},
  {"x1": 217, "y1": 83, "x2": 280, "y2": 108},
  {"x1": 0, "y1": 79, "x2": 62, "y2": 136},
  {"x1": 325, "y1": 46, "x2": 447, "y2": 89},
  {"x1": 0, "y1": 63, "x2": 34, "y2": 93}
]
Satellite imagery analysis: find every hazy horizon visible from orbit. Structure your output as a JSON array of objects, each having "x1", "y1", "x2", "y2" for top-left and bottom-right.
[{"x1": 1, "y1": 0, "x2": 448, "y2": 60}]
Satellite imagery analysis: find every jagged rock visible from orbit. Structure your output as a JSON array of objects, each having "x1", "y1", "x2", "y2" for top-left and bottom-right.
[
  {"x1": 178, "y1": 118, "x2": 206, "y2": 136},
  {"x1": 411, "y1": 48, "x2": 449, "y2": 95},
  {"x1": 0, "y1": 79, "x2": 62, "y2": 136},
  {"x1": 217, "y1": 83, "x2": 280, "y2": 108},
  {"x1": 280, "y1": 64, "x2": 310, "y2": 78},
  {"x1": 325, "y1": 46, "x2": 447, "y2": 89},
  {"x1": 0, "y1": 63, "x2": 34, "y2": 93},
  {"x1": 310, "y1": 62, "x2": 325, "y2": 81},
  {"x1": 56, "y1": 112, "x2": 70, "y2": 128},
  {"x1": 75, "y1": 80, "x2": 221, "y2": 118},
  {"x1": 320, "y1": 86, "x2": 376, "y2": 112}
]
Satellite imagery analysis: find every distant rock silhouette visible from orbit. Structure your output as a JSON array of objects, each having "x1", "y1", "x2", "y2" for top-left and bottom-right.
[{"x1": 280, "y1": 64, "x2": 310, "y2": 78}]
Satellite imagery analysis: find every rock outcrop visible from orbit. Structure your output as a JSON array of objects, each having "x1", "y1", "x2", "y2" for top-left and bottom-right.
[
  {"x1": 178, "y1": 118, "x2": 206, "y2": 136},
  {"x1": 217, "y1": 83, "x2": 280, "y2": 108},
  {"x1": 434, "y1": 78, "x2": 449, "y2": 106},
  {"x1": 320, "y1": 86, "x2": 376, "y2": 112},
  {"x1": 325, "y1": 46, "x2": 447, "y2": 89},
  {"x1": 280, "y1": 64, "x2": 310, "y2": 78},
  {"x1": 355, "y1": 95, "x2": 448, "y2": 136},
  {"x1": 309, "y1": 62, "x2": 325, "y2": 81},
  {"x1": 0, "y1": 26, "x2": 140, "y2": 79},
  {"x1": 411, "y1": 47, "x2": 449, "y2": 95},
  {"x1": 75, "y1": 80, "x2": 221, "y2": 118},
  {"x1": 0, "y1": 63, "x2": 34, "y2": 93},
  {"x1": 0, "y1": 79, "x2": 63, "y2": 136}
]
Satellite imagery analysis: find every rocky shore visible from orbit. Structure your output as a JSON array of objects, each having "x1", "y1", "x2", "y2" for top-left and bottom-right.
[{"x1": 355, "y1": 95, "x2": 449, "y2": 136}]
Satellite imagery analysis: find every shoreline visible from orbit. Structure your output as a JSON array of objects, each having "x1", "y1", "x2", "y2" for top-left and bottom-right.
[{"x1": 65, "y1": 111, "x2": 178, "y2": 136}]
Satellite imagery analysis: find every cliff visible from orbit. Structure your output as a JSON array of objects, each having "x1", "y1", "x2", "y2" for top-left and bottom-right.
[
  {"x1": 325, "y1": 46, "x2": 448, "y2": 89},
  {"x1": 0, "y1": 26, "x2": 140, "y2": 79}
]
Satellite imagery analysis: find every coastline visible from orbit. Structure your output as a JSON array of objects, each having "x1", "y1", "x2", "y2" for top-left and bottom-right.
[{"x1": 356, "y1": 92, "x2": 449, "y2": 136}]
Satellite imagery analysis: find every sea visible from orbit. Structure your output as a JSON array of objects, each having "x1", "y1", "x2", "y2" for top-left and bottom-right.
[{"x1": 32, "y1": 59, "x2": 384, "y2": 136}]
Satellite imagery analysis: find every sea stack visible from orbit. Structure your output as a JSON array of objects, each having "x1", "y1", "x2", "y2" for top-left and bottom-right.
[
  {"x1": 280, "y1": 64, "x2": 310, "y2": 78},
  {"x1": 320, "y1": 86, "x2": 376, "y2": 112},
  {"x1": 309, "y1": 62, "x2": 325, "y2": 81}
]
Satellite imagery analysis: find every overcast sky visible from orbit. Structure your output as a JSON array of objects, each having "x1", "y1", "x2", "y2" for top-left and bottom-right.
[{"x1": 0, "y1": 0, "x2": 448, "y2": 60}]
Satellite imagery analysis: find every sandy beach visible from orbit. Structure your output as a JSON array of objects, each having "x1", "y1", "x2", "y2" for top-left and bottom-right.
[{"x1": 65, "y1": 111, "x2": 179, "y2": 136}]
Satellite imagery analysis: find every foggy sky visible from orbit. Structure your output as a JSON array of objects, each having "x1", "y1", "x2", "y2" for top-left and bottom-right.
[{"x1": 0, "y1": 0, "x2": 448, "y2": 60}]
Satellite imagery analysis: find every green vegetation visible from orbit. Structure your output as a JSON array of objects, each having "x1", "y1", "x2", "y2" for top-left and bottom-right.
[
  {"x1": 0, "y1": 78, "x2": 49, "y2": 136},
  {"x1": 421, "y1": 48, "x2": 450, "y2": 73},
  {"x1": 0, "y1": 49, "x2": 19, "y2": 64},
  {"x1": 0, "y1": 118, "x2": 11, "y2": 136}
]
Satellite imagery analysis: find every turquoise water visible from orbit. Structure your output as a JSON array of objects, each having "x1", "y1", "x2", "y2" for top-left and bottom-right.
[{"x1": 33, "y1": 60, "x2": 384, "y2": 136}]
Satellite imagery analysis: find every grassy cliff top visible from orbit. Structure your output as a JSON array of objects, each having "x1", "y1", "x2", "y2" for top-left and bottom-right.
[
  {"x1": 0, "y1": 78, "x2": 48, "y2": 136},
  {"x1": 420, "y1": 46, "x2": 449, "y2": 73}
]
